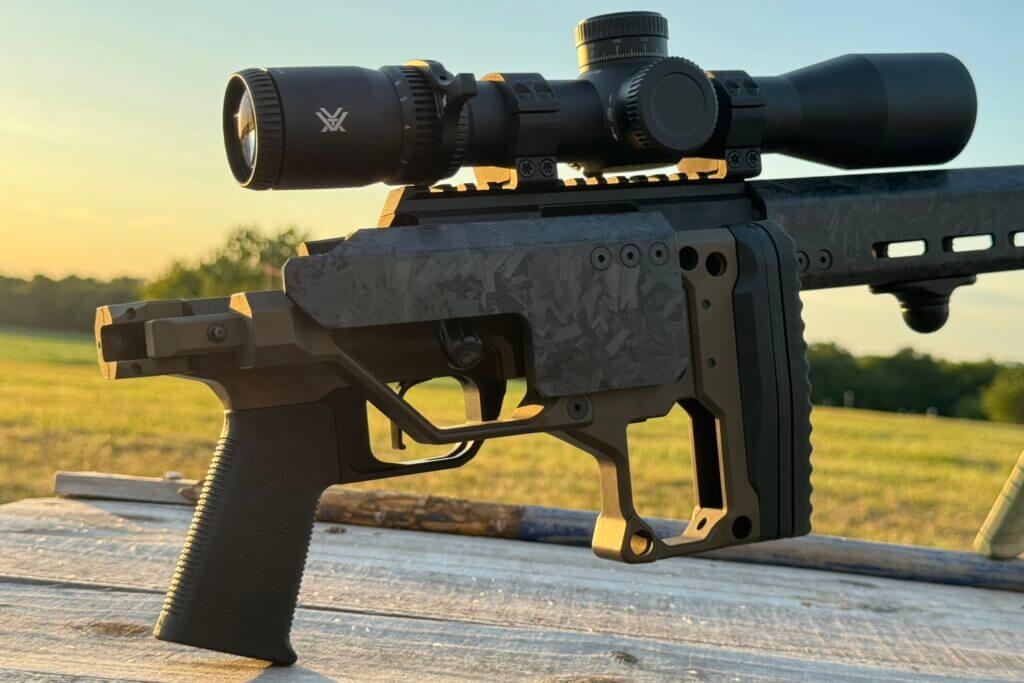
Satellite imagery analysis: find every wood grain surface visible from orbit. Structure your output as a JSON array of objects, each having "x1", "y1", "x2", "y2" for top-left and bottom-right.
[
  {"x1": 1, "y1": 497, "x2": 1022, "y2": 680},
  {"x1": 54, "y1": 471, "x2": 1024, "y2": 592}
]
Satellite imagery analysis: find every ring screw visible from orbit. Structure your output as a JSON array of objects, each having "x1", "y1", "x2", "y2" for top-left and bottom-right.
[
  {"x1": 567, "y1": 395, "x2": 591, "y2": 421},
  {"x1": 620, "y1": 244, "x2": 641, "y2": 268},
  {"x1": 727, "y1": 151, "x2": 742, "y2": 168},
  {"x1": 795, "y1": 251, "x2": 809, "y2": 272},
  {"x1": 745, "y1": 150, "x2": 760, "y2": 167},
  {"x1": 207, "y1": 323, "x2": 228, "y2": 343},
  {"x1": 518, "y1": 159, "x2": 536, "y2": 178},
  {"x1": 649, "y1": 242, "x2": 669, "y2": 265},
  {"x1": 591, "y1": 246, "x2": 612, "y2": 271},
  {"x1": 816, "y1": 249, "x2": 834, "y2": 270},
  {"x1": 540, "y1": 158, "x2": 556, "y2": 178}
]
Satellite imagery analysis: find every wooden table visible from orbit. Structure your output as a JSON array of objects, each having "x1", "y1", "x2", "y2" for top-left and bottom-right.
[{"x1": 1, "y1": 496, "x2": 1022, "y2": 681}]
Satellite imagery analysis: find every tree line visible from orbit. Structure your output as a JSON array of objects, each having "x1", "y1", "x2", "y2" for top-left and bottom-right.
[
  {"x1": 2, "y1": 226, "x2": 1022, "y2": 423},
  {"x1": 807, "y1": 343, "x2": 1024, "y2": 423},
  {"x1": 0, "y1": 274, "x2": 142, "y2": 332},
  {"x1": 0, "y1": 227, "x2": 305, "y2": 334}
]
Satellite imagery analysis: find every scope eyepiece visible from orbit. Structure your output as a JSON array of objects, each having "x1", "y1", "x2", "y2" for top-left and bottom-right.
[
  {"x1": 224, "y1": 11, "x2": 977, "y2": 191},
  {"x1": 224, "y1": 65, "x2": 468, "y2": 190},
  {"x1": 224, "y1": 70, "x2": 283, "y2": 189}
]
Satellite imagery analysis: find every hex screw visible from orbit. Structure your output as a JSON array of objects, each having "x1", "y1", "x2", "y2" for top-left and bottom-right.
[
  {"x1": 620, "y1": 244, "x2": 641, "y2": 268},
  {"x1": 456, "y1": 350, "x2": 481, "y2": 369},
  {"x1": 649, "y1": 242, "x2": 669, "y2": 265},
  {"x1": 207, "y1": 323, "x2": 228, "y2": 343},
  {"x1": 590, "y1": 246, "x2": 612, "y2": 271},
  {"x1": 727, "y1": 151, "x2": 742, "y2": 168},
  {"x1": 795, "y1": 251, "x2": 809, "y2": 272},
  {"x1": 438, "y1": 319, "x2": 484, "y2": 371},
  {"x1": 518, "y1": 159, "x2": 535, "y2": 178},
  {"x1": 540, "y1": 158, "x2": 556, "y2": 178},
  {"x1": 745, "y1": 150, "x2": 760, "y2": 167},
  {"x1": 816, "y1": 249, "x2": 834, "y2": 270},
  {"x1": 567, "y1": 395, "x2": 591, "y2": 421}
]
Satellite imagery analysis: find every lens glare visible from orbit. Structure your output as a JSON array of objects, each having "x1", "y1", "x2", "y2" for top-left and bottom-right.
[{"x1": 235, "y1": 90, "x2": 257, "y2": 170}]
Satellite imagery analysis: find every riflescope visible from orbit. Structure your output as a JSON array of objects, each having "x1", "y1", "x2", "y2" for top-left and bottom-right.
[{"x1": 223, "y1": 11, "x2": 977, "y2": 190}]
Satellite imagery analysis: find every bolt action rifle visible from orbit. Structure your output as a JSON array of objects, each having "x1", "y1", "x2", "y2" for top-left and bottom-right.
[{"x1": 94, "y1": 11, "x2": 1024, "y2": 664}]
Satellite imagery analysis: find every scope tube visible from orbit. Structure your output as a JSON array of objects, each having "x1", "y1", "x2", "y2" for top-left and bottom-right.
[
  {"x1": 757, "y1": 53, "x2": 977, "y2": 169},
  {"x1": 459, "y1": 79, "x2": 608, "y2": 166},
  {"x1": 224, "y1": 53, "x2": 976, "y2": 190}
]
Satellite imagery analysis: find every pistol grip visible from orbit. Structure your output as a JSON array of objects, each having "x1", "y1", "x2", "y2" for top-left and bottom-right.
[{"x1": 155, "y1": 402, "x2": 341, "y2": 664}]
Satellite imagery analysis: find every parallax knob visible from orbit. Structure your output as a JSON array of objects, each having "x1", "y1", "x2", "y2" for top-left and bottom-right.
[{"x1": 625, "y1": 57, "x2": 719, "y2": 155}]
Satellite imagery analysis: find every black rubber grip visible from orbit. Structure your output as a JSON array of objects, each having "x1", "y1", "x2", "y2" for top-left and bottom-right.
[{"x1": 154, "y1": 401, "x2": 341, "y2": 664}]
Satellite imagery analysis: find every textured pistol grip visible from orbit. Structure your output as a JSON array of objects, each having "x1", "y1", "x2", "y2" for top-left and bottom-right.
[{"x1": 155, "y1": 402, "x2": 341, "y2": 664}]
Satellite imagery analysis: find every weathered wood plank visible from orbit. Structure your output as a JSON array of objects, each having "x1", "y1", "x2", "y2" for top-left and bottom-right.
[
  {"x1": 0, "y1": 580, "x2": 951, "y2": 682},
  {"x1": 1, "y1": 497, "x2": 1022, "y2": 680},
  {"x1": 54, "y1": 470, "x2": 192, "y2": 505},
  {"x1": 54, "y1": 470, "x2": 1024, "y2": 591}
]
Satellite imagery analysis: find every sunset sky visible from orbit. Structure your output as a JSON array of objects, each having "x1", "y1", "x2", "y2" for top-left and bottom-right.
[{"x1": 1, "y1": 0, "x2": 1022, "y2": 361}]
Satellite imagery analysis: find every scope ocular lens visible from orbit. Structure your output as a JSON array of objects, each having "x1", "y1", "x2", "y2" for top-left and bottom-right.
[{"x1": 235, "y1": 90, "x2": 257, "y2": 171}]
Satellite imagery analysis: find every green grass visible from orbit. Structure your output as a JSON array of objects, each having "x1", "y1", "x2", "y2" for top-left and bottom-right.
[{"x1": 1, "y1": 325, "x2": 1021, "y2": 550}]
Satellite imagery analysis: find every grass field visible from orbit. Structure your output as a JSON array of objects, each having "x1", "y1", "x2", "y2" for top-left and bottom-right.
[{"x1": 1, "y1": 325, "x2": 1022, "y2": 550}]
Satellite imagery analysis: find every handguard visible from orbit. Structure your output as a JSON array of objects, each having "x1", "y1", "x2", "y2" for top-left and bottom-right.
[{"x1": 95, "y1": 213, "x2": 811, "y2": 662}]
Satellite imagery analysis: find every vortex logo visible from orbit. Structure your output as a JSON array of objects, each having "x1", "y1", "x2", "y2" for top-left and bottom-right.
[{"x1": 315, "y1": 107, "x2": 349, "y2": 133}]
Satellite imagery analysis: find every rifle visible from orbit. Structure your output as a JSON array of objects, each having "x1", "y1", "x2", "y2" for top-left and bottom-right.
[{"x1": 94, "y1": 11, "x2": 1024, "y2": 664}]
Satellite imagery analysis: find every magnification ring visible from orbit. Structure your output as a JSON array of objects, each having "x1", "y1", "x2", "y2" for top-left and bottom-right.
[
  {"x1": 384, "y1": 66, "x2": 443, "y2": 185},
  {"x1": 441, "y1": 108, "x2": 470, "y2": 179}
]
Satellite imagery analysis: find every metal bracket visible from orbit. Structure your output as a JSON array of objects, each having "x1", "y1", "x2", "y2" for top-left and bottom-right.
[
  {"x1": 473, "y1": 72, "x2": 561, "y2": 189},
  {"x1": 554, "y1": 229, "x2": 762, "y2": 563},
  {"x1": 704, "y1": 70, "x2": 767, "y2": 180}
]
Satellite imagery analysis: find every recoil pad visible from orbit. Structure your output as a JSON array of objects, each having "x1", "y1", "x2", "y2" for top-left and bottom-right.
[{"x1": 729, "y1": 221, "x2": 813, "y2": 540}]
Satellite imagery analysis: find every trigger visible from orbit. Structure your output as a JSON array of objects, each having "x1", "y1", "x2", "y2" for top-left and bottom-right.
[
  {"x1": 459, "y1": 376, "x2": 506, "y2": 422},
  {"x1": 389, "y1": 380, "x2": 423, "y2": 450}
]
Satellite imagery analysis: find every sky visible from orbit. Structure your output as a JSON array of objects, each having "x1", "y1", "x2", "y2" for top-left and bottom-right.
[{"x1": 1, "y1": 0, "x2": 1022, "y2": 361}]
